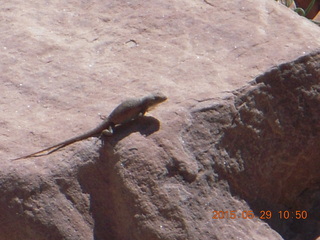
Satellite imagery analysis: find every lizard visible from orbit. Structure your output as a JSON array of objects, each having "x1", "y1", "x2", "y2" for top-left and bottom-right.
[{"x1": 12, "y1": 92, "x2": 167, "y2": 161}]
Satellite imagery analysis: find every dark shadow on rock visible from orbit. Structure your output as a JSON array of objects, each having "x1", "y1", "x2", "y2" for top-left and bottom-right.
[
  {"x1": 101, "y1": 115, "x2": 161, "y2": 146},
  {"x1": 77, "y1": 115, "x2": 161, "y2": 240}
]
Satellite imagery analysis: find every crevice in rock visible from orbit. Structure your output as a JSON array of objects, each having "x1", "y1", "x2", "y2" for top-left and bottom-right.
[
  {"x1": 77, "y1": 152, "x2": 134, "y2": 240},
  {"x1": 77, "y1": 144, "x2": 162, "y2": 240}
]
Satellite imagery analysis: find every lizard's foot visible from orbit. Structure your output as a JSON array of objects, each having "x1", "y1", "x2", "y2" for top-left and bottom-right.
[{"x1": 101, "y1": 125, "x2": 114, "y2": 136}]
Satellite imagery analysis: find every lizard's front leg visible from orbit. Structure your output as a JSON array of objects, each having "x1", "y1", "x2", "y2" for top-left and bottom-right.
[{"x1": 101, "y1": 123, "x2": 114, "y2": 136}]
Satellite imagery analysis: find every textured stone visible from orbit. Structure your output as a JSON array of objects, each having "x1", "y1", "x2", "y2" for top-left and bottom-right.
[
  {"x1": 184, "y1": 52, "x2": 320, "y2": 240},
  {"x1": 1, "y1": 0, "x2": 320, "y2": 239}
]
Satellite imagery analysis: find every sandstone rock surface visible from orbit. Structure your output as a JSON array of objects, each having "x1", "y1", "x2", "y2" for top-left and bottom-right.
[{"x1": 1, "y1": 0, "x2": 320, "y2": 239}]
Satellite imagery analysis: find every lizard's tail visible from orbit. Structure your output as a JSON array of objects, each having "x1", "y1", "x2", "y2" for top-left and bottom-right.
[
  {"x1": 11, "y1": 143, "x2": 67, "y2": 161},
  {"x1": 11, "y1": 131, "x2": 99, "y2": 161},
  {"x1": 11, "y1": 142, "x2": 70, "y2": 161}
]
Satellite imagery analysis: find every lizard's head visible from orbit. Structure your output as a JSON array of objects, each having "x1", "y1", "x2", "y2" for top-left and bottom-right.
[{"x1": 144, "y1": 92, "x2": 167, "y2": 111}]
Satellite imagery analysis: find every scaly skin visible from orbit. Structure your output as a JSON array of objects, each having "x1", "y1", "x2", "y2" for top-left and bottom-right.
[{"x1": 12, "y1": 92, "x2": 167, "y2": 161}]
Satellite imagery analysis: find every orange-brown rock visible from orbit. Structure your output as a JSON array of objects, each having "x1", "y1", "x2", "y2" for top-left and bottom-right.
[{"x1": 1, "y1": 0, "x2": 319, "y2": 239}]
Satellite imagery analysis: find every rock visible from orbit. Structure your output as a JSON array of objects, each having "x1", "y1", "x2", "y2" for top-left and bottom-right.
[
  {"x1": 183, "y1": 52, "x2": 320, "y2": 240},
  {"x1": 1, "y1": 0, "x2": 320, "y2": 239}
]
